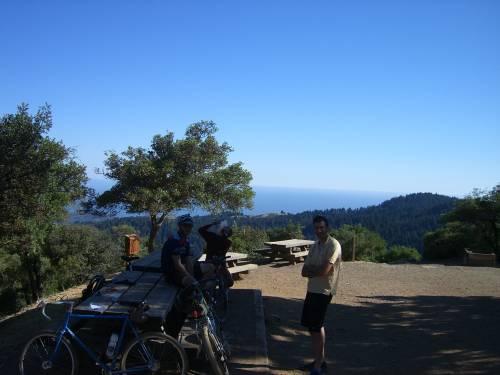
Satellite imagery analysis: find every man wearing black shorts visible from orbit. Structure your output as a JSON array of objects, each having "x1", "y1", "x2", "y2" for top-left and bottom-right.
[{"x1": 301, "y1": 215, "x2": 341, "y2": 375}]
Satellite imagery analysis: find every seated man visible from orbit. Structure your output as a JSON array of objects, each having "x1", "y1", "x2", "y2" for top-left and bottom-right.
[{"x1": 161, "y1": 214, "x2": 214, "y2": 338}]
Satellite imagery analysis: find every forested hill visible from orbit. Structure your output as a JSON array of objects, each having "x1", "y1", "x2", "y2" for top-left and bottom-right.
[
  {"x1": 89, "y1": 193, "x2": 457, "y2": 252},
  {"x1": 239, "y1": 193, "x2": 457, "y2": 251}
]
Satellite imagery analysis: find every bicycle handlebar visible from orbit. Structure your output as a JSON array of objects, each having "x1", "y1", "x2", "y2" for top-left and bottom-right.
[{"x1": 38, "y1": 300, "x2": 75, "y2": 321}]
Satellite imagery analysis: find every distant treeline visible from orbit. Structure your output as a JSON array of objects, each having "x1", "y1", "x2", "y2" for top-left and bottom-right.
[{"x1": 88, "y1": 193, "x2": 457, "y2": 252}]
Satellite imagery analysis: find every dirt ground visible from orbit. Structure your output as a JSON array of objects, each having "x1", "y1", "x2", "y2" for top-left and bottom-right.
[
  {"x1": 2, "y1": 261, "x2": 499, "y2": 375},
  {"x1": 234, "y1": 260, "x2": 500, "y2": 375}
]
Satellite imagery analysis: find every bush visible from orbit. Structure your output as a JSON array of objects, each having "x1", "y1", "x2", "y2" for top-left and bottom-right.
[
  {"x1": 0, "y1": 224, "x2": 125, "y2": 317},
  {"x1": 382, "y1": 245, "x2": 422, "y2": 263},
  {"x1": 230, "y1": 226, "x2": 269, "y2": 257},
  {"x1": 43, "y1": 224, "x2": 123, "y2": 292},
  {"x1": 266, "y1": 223, "x2": 303, "y2": 241},
  {"x1": 331, "y1": 224, "x2": 387, "y2": 262},
  {"x1": 423, "y1": 222, "x2": 477, "y2": 260}
]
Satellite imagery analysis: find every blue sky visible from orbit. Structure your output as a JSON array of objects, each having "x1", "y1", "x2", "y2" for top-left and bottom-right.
[{"x1": 1, "y1": 0, "x2": 498, "y2": 196}]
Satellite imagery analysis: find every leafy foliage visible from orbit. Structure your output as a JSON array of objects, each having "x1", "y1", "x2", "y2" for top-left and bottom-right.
[
  {"x1": 0, "y1": 224, "x2": 123, "y2": 316},
  {"x1": 423, "y1": 185, "x2": 500, "y2": 259},
  {"x1": 0, "y1": 104, "x2": 87, "y2": 303},
  {"x1": 89, "y1": 121, "x2": 254, "y2": 252},
  {"x1": 230, "y1": 226, "x2": 269, "y2": 257},
  {"x1": 381, "y1": 245, "x2": 422, "y2": 263},
  {"x1": 266, "y1": 223, "x2": 303, "y2": 241},
  {"x1": 42, "y1": 225, "x2": 123, "y2": 290},
  {"x1": 331, "y1": 224, "x2": 387, "y2": 261}
]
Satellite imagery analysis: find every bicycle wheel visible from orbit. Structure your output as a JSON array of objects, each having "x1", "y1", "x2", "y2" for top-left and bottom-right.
[
  {"x1": 213, "y1": 285, "x2": 228, "y2": 322},
  {"x1": 19, "y1": 331, "x2": 78, "y2": 375},
  {"x1": 121, "y1": 332, "x2": 188, "y2": 375},
  {"x1": 201, "y1": 324, "x2": 229, "y2": 375}
]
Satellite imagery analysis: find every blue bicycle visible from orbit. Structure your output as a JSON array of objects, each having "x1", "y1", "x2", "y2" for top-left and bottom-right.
[{"x1": 18, "y1": 300, "x2": 188, "y2": 375}]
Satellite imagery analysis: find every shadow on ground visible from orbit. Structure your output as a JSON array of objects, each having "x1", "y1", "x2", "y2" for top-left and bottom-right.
[
  {"x1": 264, "y1": 295, "x2": 500, "y2": 375},
  {"x1": 0, "y1": 289, "x2": 264, "y2": 375},
  {"x1": 0, "y1": 302, "x2": 212, "y2": 374}
]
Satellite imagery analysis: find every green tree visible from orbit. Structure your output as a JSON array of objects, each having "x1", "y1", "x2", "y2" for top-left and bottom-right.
[
  {"x1": 43, "y1": 225, "x2": 122, "y2": 291},
  {"x1": 231, "y1": 226, "x2": 269, "y2": 256},
  {"x1": 423, "y1": 185, "x2": 500, "y2": 259},
  {"x1": 90, "y1": 121, "x2": 254, "y2": 252},
  {"x1": 443, "y1": 185, "x2": 499, "y2": 255},
  {"x1": 0, "y1": 104, "x2": 87, "y2": 303},
  {"x1": 331, "y1": 224, "x2": 387, "y2": 261},
  {"x1": 423, "y1": 222, "x2": 477, "y2": 259}
]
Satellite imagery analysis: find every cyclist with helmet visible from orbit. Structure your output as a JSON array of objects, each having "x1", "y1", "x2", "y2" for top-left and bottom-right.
[
  {"x1": 161, "y1": 214, "x2": 215, "y2": 287},
  {"x1": 162, "y1": 214, "x2": 215, "y2": 338},
  {"x1": 198, "y1": 220, "x2": 234, "y2": 287}
]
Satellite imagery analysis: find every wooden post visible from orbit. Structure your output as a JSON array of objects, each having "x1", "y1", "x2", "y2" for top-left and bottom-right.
[{"x1": 352, "y1": 234, "x2": 356, "y2": 261}]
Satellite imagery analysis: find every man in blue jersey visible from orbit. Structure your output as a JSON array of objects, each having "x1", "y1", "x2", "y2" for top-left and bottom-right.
[
  {"x1": 161, "y1": 214, "x2": 214, "y2": 338},
  {"x1": 161, "y1": 214, "x2": 197, "y2": 286}
]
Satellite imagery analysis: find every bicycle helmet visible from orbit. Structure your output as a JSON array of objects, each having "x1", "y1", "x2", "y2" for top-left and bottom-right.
[{"x1": 177, "y1": 214, "x2": 194, "y2": 226}]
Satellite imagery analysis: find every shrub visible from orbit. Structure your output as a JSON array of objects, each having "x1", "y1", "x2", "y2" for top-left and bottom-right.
[{"x1": 382, "y1": 245, "x2": 422, "y2": 263}]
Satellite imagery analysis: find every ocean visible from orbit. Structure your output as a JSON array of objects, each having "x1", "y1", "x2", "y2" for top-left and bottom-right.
[{"x1": 87, "y1": 179, "x2": 397, "y2": 216}]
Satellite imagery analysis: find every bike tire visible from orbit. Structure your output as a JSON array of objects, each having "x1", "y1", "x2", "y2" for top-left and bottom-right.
[
  {"x1": 201, "y1": 324, "x2": 229, "y2": 375},
  {"x1": 121, "y1": 332, "x2": 188, "y2": 375},
  {"x1": 19, "y1": 330, "x2": 78, "y2": 375},
  {"x1": 213, "y1": 285, "x2": 228, "y2": 322}
]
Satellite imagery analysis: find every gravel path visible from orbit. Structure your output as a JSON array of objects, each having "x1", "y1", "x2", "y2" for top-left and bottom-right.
[{"x1": 234, "y1": 261, "x2": 500, "y2": 375}]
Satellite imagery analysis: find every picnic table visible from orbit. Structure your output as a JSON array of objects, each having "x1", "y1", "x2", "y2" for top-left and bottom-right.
[
  {"x1": 264, "y1": 239, "x2": 315, "y2": 264},
  {"x1": 74, "y1": 270, "x2": 178, "y2": 321},
  {"x1": 75, "y1": 250, "x2": 257, "y2": 323},
  {"x1": 130, "y1": 250, "x2": 257, "y2": 277}
]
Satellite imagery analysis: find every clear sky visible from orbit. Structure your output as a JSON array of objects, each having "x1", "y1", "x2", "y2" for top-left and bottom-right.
[{"x1": 1, "y1": 0, "x2": 498, "y2": 196}]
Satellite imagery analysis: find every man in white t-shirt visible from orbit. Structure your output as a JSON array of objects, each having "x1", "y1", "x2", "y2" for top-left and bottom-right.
[{"x1": 300, "y1": 215, "x2": 341, "y2": 375}]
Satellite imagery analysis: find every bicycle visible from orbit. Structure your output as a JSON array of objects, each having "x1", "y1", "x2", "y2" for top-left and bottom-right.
[
  {"x1": 201, "y1": 255, "x2": 232, "y2": 322},
  {"x1": 19, "y1": 300, "x2": 188, "y2": 375},
  {"x1": 177, "y1": 279, "x2": 230, "y2": 375}
]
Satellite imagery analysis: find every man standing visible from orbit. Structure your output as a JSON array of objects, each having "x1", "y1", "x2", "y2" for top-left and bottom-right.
[
  {"x1": 301, "y1": 215, "x2": 342, "y2": 375},
  {"x1": 198, "y1": 220, "x2": 234, "y2": 287}
]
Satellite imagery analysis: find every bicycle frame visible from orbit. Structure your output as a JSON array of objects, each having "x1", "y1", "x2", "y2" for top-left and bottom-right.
[{"x1": 49, "y1": 309, "x2": 154, "y2": 374}]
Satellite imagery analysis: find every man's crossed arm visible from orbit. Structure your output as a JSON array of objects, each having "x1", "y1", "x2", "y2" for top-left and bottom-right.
[{"x1": 301, "y1": 262, "x2": 333, "y2": 278}]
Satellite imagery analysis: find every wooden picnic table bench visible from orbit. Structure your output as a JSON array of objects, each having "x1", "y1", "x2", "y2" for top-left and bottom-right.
[
  {"x1": 464, "y1": 248, "x2": 497, "y2": 267},
  {"x1": 264, "y1": 239, "x2": 315, "y2": 265},
  {"x1": 130, "y1": 250, "x2": 257, "y2": 277}
]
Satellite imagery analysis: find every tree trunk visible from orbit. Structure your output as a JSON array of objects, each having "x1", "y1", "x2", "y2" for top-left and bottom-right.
[
  {"x1": 147, "y1": 213, "x2": 167, "y2": 253},
  {"x1": 147, "y1": 222, "x2": 160, "y2": 253},
  {"x1": 22, "y1": 250, "x2": 41, "y2": 304}
]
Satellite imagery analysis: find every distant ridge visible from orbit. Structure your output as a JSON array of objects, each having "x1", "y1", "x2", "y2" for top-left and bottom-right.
[
  {"x1": 80, "y1": 192, "x2": 456, "y2": 252},
  {"x1": 236, "y1": 193, "x2": 457, "y2": 251}
]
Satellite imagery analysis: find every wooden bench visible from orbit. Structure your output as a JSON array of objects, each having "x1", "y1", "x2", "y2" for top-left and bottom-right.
[
  {"x1": 464, "y1": 248, "x2": 497, "y2": 267},
  {"x1": 284, "y1": 250, "x2": 309, "y2": 264},
  {"x1": 229, "y1": 263, "x2": 258, "y2": 277}
]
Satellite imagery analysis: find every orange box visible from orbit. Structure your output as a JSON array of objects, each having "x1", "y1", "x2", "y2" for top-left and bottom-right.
[{"x1": 124, "y1": 234, "x2": 141, "y2": 256}]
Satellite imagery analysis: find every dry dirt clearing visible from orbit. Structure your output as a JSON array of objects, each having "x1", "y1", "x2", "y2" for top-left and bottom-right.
[{"x1": 234, "y1": 261, "x2": 500, "y2": 375}]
